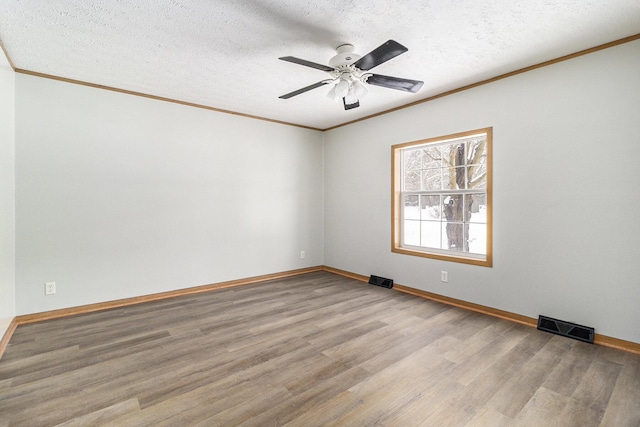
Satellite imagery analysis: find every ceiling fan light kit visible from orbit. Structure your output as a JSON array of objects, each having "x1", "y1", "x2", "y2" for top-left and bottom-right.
[
  {"x1": 279, "y1": 40, "x2": 424, "y2": 110},
  {"x1": 325, "y1": 65, "x2": 369, "y2": 106}
]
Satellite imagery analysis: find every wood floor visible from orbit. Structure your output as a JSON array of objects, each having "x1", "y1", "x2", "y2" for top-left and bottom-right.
[{"x1": 1, "y1": 272, "x2": 639, "y2": 426}]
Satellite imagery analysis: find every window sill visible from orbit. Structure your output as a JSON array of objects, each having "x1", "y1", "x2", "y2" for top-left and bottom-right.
[{"x1": 392, "y1": 246, "x2": 492, "y2": 267}]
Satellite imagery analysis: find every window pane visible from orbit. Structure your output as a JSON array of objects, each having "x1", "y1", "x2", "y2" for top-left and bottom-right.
[
  {"x1": 443, "y1": 222, "x2": 466, "y2": 252},
  {"x1": 440, "y1": 222, "x2": 450, "y2": 251},
  {"x1": 404, "y1": 149, "x2": 422, "y2": 171},
  {"x1": 442, "y1": 166, "x2": 466, "y2": 189},
  {"x1": 467, "y1": 140, "x2": 486, "y2": 166},
  {"x1": 443, "y1": 193, "x2": 466, "y2": 252},
  {"x1": 404, "y1": 171, "x2": 420, "y2": 191},
  {"x1": 440, "y1": 144, "x2": 454, "y2": 166},
  {"x1": 403, "y1": 220, "x2": 420, "y2": 246},
  {"x1": 443, "y1": 195, "x2": 464, "y2": 222},
  {"x1": 468, "y1": 223, "x2": 486, "y2": 255},
  {"x1": 468, "y1": 194, "x2": 487, "y2": 224},
  {"x1": 468, "y1": 163, "x2": 486, "y2": 189},
  {"x1": 404, "y1": 195, "x2": 419, "y2": 220},
  {"x1": 422, "y1": 146, "x2": 441, "y2": 168},
  {"x1": 420, "y1": 221, "x2": 441, "y2": 249},
  {"x1": 442, "y1": 143, "x2": 465, "y2": 167},
  {"x1": 420, "y1": 195, "x2": 441, "y2": 220},
  {"x1": 422, "y1": 168, "x2": 441, "y2": 190}
]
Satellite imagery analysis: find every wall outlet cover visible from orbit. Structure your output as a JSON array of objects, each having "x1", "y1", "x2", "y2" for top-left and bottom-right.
[{"x1": 45, "y1": 281, "x2": 56, "y2": 295}]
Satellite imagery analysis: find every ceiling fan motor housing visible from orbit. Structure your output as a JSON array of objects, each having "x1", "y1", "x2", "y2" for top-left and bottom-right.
[{"x1": 329, "y1": 44, "x2": 362, "y2": 67}]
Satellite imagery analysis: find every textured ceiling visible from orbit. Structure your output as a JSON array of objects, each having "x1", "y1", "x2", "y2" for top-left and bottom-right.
[{"x1": 0, "y1": 0, "x2": 639, "y2": 129}]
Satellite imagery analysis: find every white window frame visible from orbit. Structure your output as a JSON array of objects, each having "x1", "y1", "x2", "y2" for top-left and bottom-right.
[{"x1": 392, "y1": 128, "x2": 492, "y2": 267}]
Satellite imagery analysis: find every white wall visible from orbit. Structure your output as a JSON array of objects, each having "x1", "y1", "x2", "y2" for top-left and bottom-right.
[
  {"x1": 15, "y1": 75, "x2": 324, "y2": 314},
  {"x1": 0, "y1": 50, "x2": 16, "y2": 337},
  {"x1": 324, "y1": 40, "x2": 640, "y2": 343}
]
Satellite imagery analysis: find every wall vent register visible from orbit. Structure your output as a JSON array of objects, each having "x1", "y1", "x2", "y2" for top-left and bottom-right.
[
  {"x1": 368, "y1": 275, "x2": 394, "y2": 289},
  {"x1": 537, "y1": 315, "x2": 594, "y2": 344}
]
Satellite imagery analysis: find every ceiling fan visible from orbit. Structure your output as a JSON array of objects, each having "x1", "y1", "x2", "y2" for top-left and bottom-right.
[{"x1": 278, "y1": 40, "x2": 424, "y2": 110}]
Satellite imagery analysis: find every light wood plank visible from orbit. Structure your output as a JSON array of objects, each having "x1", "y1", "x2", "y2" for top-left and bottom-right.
[
  {"x1": 464, "y1": 407, "x2": 513, "y2": 427},
  {"x1": 599, "y1": 351, "x2": 640, "y2": 426},
  {"x1": 54, "y1": 398, "x2": 141, "y2": 427},
  {"x1": 486, "y1": 334, "x2": 572, "y2": 417}
]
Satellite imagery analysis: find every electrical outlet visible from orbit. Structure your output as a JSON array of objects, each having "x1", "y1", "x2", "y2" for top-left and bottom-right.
[
  {"x1": 440, "y1": 271, "x2": 448, "y2": 283},
  {"x1": 300, "y1": 251, "x2": 306, "y2": 259},
  {"x1": 45, "y1": 282, "x2": 56, "y2": 295}
]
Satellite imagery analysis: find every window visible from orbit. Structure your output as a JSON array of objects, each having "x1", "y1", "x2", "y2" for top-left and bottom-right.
[{"x1": 392, "y1": 128, "x2": 492, "y2": 266}]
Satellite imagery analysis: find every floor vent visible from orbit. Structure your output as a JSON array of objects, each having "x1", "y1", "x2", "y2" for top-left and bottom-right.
[
  {"x1": 368, "y1": 275, "x2": 393, "y2": 289},
  {"x1": 537, "y1": 315, "x2": 594, "y2": 344}
]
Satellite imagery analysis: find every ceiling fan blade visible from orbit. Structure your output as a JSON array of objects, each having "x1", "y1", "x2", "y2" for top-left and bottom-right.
[
  {"x1": 365, "y1": 74, "x2": 424, "y2": 93},
  {"x1": 343, "y1": 98, "x2": 360, "y2": 110},
  {"x1": 352, "y1": 40, "x2": 408, "y2": 71},
  {"x1": 279, "y1": 56, "x2": 334, "y2": 72},
  {"x1": 279, "y1": 81, "x2": 329, "y2": 99}
]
